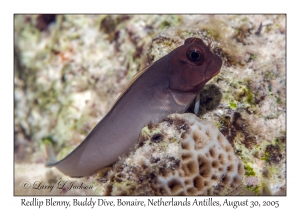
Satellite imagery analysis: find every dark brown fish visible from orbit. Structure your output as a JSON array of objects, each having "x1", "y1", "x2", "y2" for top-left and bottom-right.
[{"x1": 46, "y1": 37, "x2": 222, "y2": 177}]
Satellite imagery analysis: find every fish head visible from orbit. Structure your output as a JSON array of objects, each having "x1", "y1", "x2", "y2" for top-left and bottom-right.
[{"x1": 168, "y1": 37, "x2": 222, "y2": 93}]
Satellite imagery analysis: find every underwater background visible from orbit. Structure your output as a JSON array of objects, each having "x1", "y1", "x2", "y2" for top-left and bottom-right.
[{"x1": 14, "y1": 14, "x2": 286, "y2": 195}]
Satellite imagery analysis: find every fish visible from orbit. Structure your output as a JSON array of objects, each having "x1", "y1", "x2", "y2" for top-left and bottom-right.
[{"x1": 46, "y1": 37, "x2": 222, "y2": 177}]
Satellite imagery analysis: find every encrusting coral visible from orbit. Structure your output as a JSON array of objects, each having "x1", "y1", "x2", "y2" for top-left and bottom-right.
[{"x1": 102, "y1": 113, "x2": 244, "y2": 195}]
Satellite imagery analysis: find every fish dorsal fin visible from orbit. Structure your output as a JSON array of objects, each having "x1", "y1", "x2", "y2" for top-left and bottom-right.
[{"x1": 113, "y1": 63, "x2": 154, "y2": 105}]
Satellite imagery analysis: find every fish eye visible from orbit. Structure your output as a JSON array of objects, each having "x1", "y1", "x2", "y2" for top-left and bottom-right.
[{"x1": 187, "y1": 49, "x2": 203, "y2": 62}]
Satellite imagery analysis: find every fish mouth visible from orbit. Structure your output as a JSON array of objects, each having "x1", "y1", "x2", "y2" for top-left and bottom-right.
[
  {"x1": 207, "y1": 54, "x2": 222, "y2": 79},
  {"x1": 212, "y1": 69, "x2": 221, "y2": 78},
  {"x1": 204, "y1": 68, "x2": 221, "y2": 81}
]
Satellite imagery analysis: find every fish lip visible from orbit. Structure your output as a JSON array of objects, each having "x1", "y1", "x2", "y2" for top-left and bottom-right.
[
  {"x1": 206, "y1": 55, "x2": 222, "y2": 79},
  {"x1": 212, "y1": 69, "x2": 221, "y2": 78}
]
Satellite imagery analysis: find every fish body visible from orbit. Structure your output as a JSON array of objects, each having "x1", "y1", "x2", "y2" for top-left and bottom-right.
[{"x1": 46, "y1": 37, "x2": 222, "y2": 177}]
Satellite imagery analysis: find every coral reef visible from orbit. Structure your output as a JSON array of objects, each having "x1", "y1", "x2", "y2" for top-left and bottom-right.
[
  {"x1": 102, "y1": 113, "x2": 244, "y2": 196},
  {"x1": 14, "y1": 15, "x2": 285, "y2": 195}
]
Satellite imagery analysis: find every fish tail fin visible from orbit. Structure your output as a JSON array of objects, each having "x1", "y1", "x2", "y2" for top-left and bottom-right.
[{"x1": 45, "y1": 142, "x2": 58, "y2": 167}]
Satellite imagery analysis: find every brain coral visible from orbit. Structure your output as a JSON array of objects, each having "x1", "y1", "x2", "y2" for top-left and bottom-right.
[{"x1": 102, "y1": 113, "x2": 245, "y2": 195}]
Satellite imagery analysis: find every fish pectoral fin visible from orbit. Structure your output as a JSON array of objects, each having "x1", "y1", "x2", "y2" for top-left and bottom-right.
[
  {"x1": 194, "y1": 92, "x2": 201, "y2": 116},
  {"x1": 170, "y1": 90, "x2": 196, "y2": 108},
  {"x1": 45, "y1": 142, "x2": 58, "y2": 167}
]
